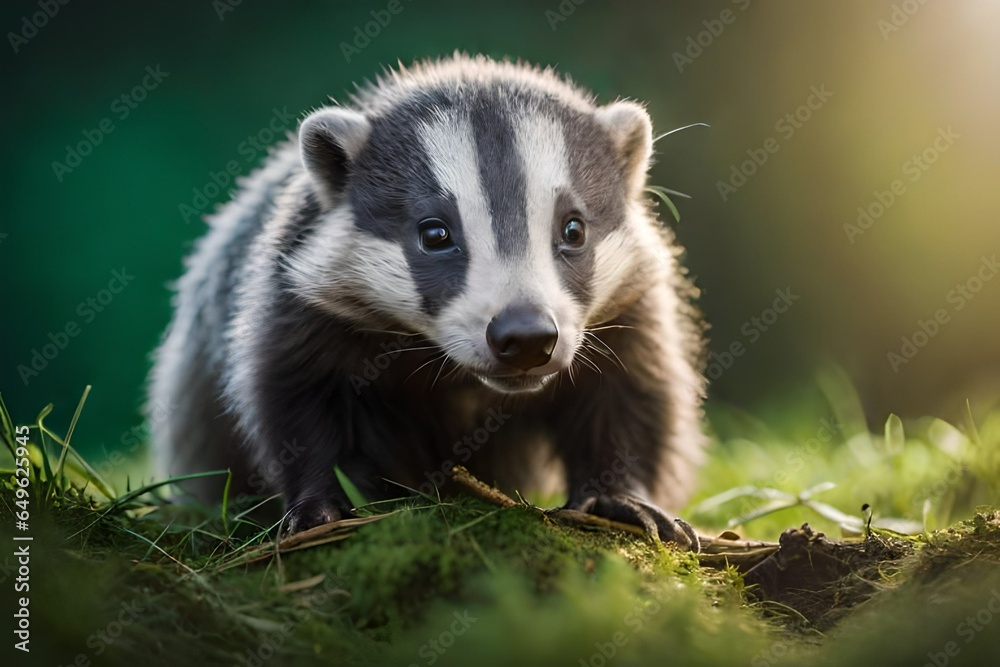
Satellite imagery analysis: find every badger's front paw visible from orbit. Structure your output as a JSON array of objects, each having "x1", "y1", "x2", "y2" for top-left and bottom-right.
[
  {"x1": 569, "y1": 494, "x2": 700, "y2": 552},
  {"x1": 284, "y1": 498, "x2": 351, "y2": 536}
]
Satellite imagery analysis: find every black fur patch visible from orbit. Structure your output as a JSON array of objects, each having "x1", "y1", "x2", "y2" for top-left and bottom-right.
[
  {"x1": 349, "y1": 91, "x2": 469, "y2": 316},
  {"x1": 470, "y1": 87, "x2": 529, "y2": 259},
  {"x1": 279, "y1": 188, "x2": 323, "y2": 257},
  {"x1": 343, "y1": 80, "x2": 630, "y2": 320},
  {"x1": 565, "y1": 110, "x2": 629, "y2": 314}
]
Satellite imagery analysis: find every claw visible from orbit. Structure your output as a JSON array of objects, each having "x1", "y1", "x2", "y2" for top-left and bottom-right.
[
  {"x1": 284, "y1": 498, "x2": 349, "y2": 535},
  {"x1": 569, "y1": 494, "x2": 699, "y2": 552}
]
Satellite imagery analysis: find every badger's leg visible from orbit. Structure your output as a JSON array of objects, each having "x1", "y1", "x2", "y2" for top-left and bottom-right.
[
  {"x1": 149, "y1": 271, "x2": 251, "y2": 504},
  {"x1": 245, "y1": 378, "x2": 352, "y2": 535},
  {"x1": 260, "y1": 385, "x2": 349, "y2": 536},
  {"x1": 227, "y1": 300, "x2": 357, "y2": 535},
  {"x1": 554, "y1": 286, "x2": 705, "y2": 550},
  {"x1": 149, "y1": 333, "x2": 246, "y2": 503}
]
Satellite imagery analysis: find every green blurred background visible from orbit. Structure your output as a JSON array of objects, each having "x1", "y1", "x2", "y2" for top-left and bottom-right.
[{"x1": 2, "y1": 0, "x2": 999, "y2": 461}]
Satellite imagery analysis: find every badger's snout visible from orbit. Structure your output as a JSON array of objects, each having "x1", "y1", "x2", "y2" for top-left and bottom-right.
[{"x1": 486, "y1": 304, "x2": 558, "y2": 371}]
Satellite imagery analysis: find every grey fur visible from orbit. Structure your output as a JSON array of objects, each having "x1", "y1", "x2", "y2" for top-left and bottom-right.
[{"x1": 149, "y1": 54, "x2": 706, "y2": 546}]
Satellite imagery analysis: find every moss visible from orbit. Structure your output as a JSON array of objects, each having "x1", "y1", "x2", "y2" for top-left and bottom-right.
[{"x1": 4, "y1": 394, "x2": 1000, "y2": 665}]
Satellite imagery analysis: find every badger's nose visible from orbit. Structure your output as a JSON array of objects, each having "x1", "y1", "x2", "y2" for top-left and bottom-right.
[{"x1": 486, "y1": 305, "x2": 558, "y2": 370}]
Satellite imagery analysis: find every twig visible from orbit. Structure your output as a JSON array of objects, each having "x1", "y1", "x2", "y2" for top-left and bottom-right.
[
  {"x1": 449, "y1": 465, "x2": 780, "y2": 567},
  {"x1": 451, "y1": 466, "x2": 518, "y2": 507}
]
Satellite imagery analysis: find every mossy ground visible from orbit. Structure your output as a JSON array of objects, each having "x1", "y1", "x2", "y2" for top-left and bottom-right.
[{"x1": 3, "y1": 383, "x2": 1000, "y2": 666}]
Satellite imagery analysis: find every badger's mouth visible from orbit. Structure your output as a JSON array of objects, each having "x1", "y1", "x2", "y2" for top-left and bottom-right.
[{"x1": 475, "y1": 372, "x2": 558, "y2": 394}]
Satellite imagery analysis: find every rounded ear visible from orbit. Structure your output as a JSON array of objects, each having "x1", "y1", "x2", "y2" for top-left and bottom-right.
[
  {"x1": 298, "y1": 107, "x2": 372, "y2": 205},
  {"x1": 594, "y1": 101, "x2": 653, "y2": 195}
]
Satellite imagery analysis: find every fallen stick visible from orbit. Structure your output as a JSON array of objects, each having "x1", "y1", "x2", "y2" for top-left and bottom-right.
[
  {"x1": 449, "y1": 465, "x2": 920, "y2": 627},
  {"x1": 450, "y1": 465, "x2": 780, "y2": 567}
]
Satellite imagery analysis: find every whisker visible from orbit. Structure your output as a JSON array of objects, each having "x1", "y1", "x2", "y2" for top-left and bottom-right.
[
  {"x1": 565, "y1": 360, "x2": 577, "y2": 387},
  {"x1": 652, "y1": 122, "x2": 710, "y2": 144},
  {"x1": 440, "y1": 363, "x2": 465, "y2": 384},
  {"x1": 584, "y1": 331, "x2": 627, "y2": 373},
  {"x1": 372, "y1": 344, "x2": 440, "y2": 362},
  {"x1": 431, "y1": 355, "x2": 450, "y2": 390},
  {"x1": 559, "y1": 253, "x2": 584, "y2": 278},
  {"x1": 353, "y1": 327, "x2": 423, "y2": 337},
  {"x1": 586, "y1": 324, "x2": 636, "y2": 332},
  {"x1": 582, "y1": 337, "x2": 616, "y2": 368},
  {"x1": 576, "y1": 348, "x2": 602, "y2": 376},
  {"x1": 405, "y1": 352, "x2": 447, "y2": 384}
]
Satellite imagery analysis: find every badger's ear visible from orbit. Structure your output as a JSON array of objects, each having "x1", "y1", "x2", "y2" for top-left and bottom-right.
[
  {"x1": 594, "y1": 101, "x2": 653, "y2": 195},
  {"x1": 298, "y1": 107, "x2": 371, "y2": 204}
]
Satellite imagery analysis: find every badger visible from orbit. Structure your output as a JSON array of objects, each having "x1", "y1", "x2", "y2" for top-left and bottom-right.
[{"x1": 149, "y1": 54, "x2": 706, "y2": 549}]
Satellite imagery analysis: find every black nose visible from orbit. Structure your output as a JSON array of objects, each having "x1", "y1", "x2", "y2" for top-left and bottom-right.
[{"x1": 486, "y1": 305, "x2": 558, "y2": 370}]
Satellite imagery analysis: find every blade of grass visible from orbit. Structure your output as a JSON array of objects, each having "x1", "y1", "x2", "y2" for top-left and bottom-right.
[
  {"x1": 884, "y1": 413, "x2": 905, "y2": 455},
  {"x1": 964, "y1": 399, "x2": 981, "y2": 446},
  {"x1": 66, "y1": 469, "x2": 230, "y2": 540},
  {"x1": 221, "y1": 469, "x2": 233, "y2": 535},
  {"x1": 34, "y1": 403, "x2": 56, "y2": 485},
  {"x1": 54, "y1": 385, "x2": 91, "y2": 484},
  {"x1": 336, "y1": 465, "x2": 368, "y2": 508},
  {"x1": 728, "y1": 496, "x2": 798, "y2": 527},
  {"x1": 118, "y1": 526, "x2": 200, "y2": 578},
  {"x1": 0, "y1": 393, "x2": 16, "y2": 456},
  {"x1": 38, "y1": 425, "x2": 115, "y2": 500},
  {"x1": 646, "y1": 185, "x2": 682, "y2": 223}
]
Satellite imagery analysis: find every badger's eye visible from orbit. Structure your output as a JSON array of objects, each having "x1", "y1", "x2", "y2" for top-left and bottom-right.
[
  {"x1": 562, "y1": 218, "x2": 586, "y2": 248},
  {"x1": 418, "y1": 218, "x2": 455, "y2": 253}
]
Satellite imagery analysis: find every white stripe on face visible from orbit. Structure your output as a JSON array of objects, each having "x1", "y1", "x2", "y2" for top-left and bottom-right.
[
  {"x1": 589, "y1": 227, "x2": 635, "y2": 319},
  {"x1": 510, "y1": 113, "x2": 583, "y2": 368},
  {"x1": 419, "y1": 114, "x2": 507, "y2": 359},
  {"x1": 419, "y1": 114, "x2": 496, "y2": 264},
  {"x1": 421, "y1": 111, "x2": 583, "y2": 374},
  {"x1": 515, "y1": 113, "x2": 572, "y2": 272},
  {"x1": 588, "y1": 200, "x2": 661, "y2": 324},
  {"x1": 285, "y1": 204, "x2": 427, "y2": 328}
]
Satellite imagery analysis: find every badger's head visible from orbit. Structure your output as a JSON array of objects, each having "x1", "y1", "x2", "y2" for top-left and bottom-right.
[{"x1": 288, "y1": 58, "x2": 664, "y2": 394}]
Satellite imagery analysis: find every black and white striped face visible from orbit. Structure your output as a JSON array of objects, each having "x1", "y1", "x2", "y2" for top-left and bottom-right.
[{"x1": 288, "y1": 72, "x2": 656, "y2": 394}]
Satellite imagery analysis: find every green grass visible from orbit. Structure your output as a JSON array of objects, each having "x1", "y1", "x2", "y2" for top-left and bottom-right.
[{"x1": 2, "y1": 382, "x2": 1000, "y2": 666}]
